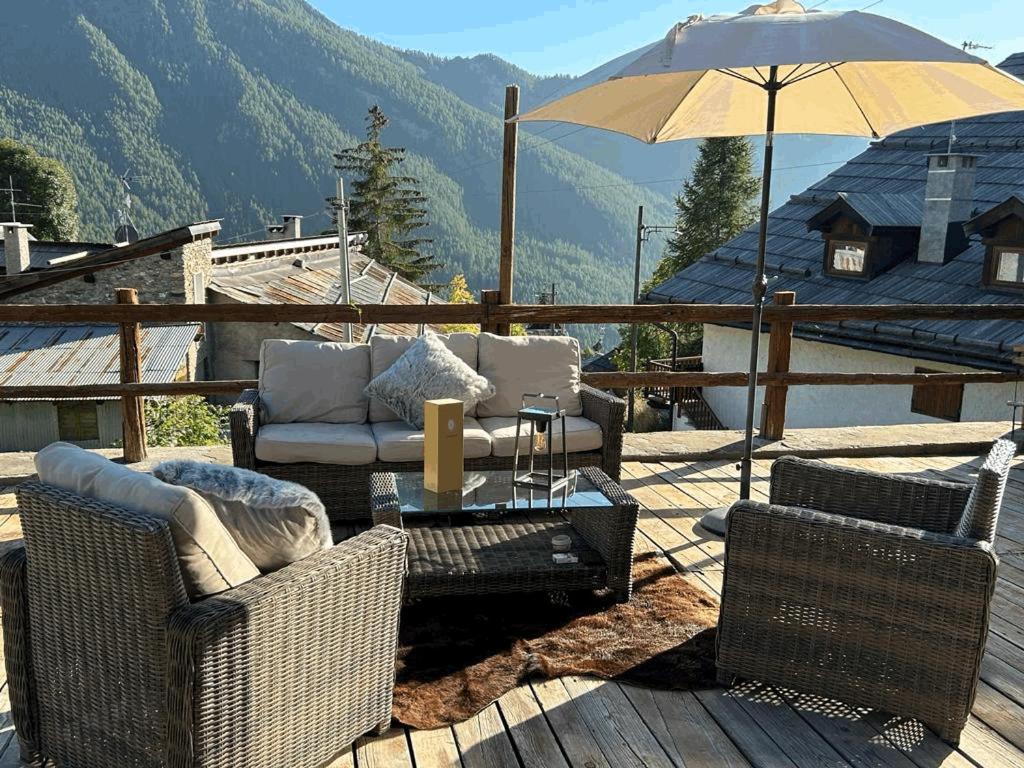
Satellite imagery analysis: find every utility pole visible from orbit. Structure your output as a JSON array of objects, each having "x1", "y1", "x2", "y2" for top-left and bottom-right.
[{"x1": 336, "y1": 176, "x2": 352, "y2": 343}]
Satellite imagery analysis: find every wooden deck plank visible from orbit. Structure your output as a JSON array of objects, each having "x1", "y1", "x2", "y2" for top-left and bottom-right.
[
  {"x1": 408, "y1": 727, "x2": 463, "y2": 768},
  {"x1": 860, "y1": 711, "x2": 975, "y2": 768},
  {"x1": 355, "y1": 728, "x2": 414, "y2": 768},
  {"x1": 694, "y1": 687, "x2": 804, "y2": 768},
  {"x1": 496, "y1": 686, "x2": 570, "y2": 768},
  {"x1": 451, "y1": 703, "x2": 520, "y2": 768},
  {"x1": 530, "y1": 678, "x2": 613, "y2": 768},
  {"x1": 321, "y1": 744, "x2": 355, "y2": 768},
  {"x1": 971, "y1": 681, "x2": 1024, "y2": 752},
  {"x1": 621, "y1": 685, "x2": 752, "y2": 767},
  {"x1": 957, "y1": 717, "x2": 1024, "y2": 767}
]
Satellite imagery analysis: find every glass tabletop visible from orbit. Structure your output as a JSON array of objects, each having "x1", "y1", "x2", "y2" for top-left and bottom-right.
[{"x1": 393, "y1": 470, "x2": 612, "y2": 517}]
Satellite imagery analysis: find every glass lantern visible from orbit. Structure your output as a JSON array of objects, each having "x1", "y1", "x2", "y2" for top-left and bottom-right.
[{"x1": 512, "y1": 393, "x2": 569, "y2": 493}]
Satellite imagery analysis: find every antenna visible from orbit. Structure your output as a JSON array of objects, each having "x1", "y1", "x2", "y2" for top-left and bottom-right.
[
  {"x1": 114, "y1": 167, "x2": 145, "y2": 243},
  {"x1": 0, "y1": 175, "x2": 44, "y2": 223},
  {"x1": 962, "y1": 40, "x2": 993, "y2": 52},
  {"x1": 947, "y1": 120, "x2": 957, "y2": 154}
]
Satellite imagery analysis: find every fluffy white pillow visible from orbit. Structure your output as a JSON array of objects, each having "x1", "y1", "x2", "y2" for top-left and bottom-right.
[
  {"x1": 154, "y1": 460, "x2": 333, "y2": 573},
  {"x1": 363, "y1": 332, "x2": 495, "y2": 430}
]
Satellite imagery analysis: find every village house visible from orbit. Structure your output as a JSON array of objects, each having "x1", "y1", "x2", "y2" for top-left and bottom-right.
[{"x1": 644, "y1": 53, "x2": 1024, "y2": 431}]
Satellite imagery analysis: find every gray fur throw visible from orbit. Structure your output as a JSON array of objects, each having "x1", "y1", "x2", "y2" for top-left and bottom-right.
[
  {"x1": 364, "y1": 331, "x2": 495, "y2": 429},
  {"x1": 154, "y1": 460, "x2": 333, "y2": 572}
]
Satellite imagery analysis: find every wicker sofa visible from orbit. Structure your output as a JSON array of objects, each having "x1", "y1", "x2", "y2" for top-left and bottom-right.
[
  {"x1": 230, "y1": 332, "x2": 625, "y2": 524},
  {"x1": 1, "y1": 480, "x2": 407, "y2": 767},
  {"x1": 716, "y1": 440, "x2": 1015, "y2": 745}
]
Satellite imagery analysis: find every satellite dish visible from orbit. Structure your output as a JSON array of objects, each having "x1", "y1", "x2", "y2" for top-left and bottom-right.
[{"x1": 114, "y1": 222, "x2": 139, "y2": 245}]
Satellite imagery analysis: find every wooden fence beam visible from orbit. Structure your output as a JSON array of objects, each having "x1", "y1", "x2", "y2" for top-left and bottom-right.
[
  {"x1": 761, "y1": 291, "x2": 795, "y2": 440},
  {"x1": 116, "y1": 288, "x2": 147, "y2": 463},
  {"x1": 498, "y1": 84, "x2": 519, "y2": 337}
]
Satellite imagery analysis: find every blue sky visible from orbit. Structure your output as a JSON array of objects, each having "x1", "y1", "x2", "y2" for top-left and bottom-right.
[{"x1": 310, "y1": 0, "x2": 1024, "y2": 77}]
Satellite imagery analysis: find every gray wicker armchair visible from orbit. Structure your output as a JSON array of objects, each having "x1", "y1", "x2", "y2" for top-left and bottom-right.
[
  {"x1": 716, "y1": 440, "x2": 1015, "y2": 745},
  {"x1": 1, "y1": 481, "x2": 407, "y2": 768}
]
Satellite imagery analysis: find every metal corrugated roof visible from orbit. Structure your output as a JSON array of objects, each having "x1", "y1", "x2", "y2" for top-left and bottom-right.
[
  {"x1": 643, "y1": 53, "x2": 1024, "y2": 371},
  {"x1": 0, "y1": 324, "x2": 199, "y2": 400},
  {"x1": 209, "y1": 246, "x2": 445, "y2": 341}
]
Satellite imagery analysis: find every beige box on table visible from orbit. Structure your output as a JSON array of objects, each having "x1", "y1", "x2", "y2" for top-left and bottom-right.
[{"x1": 424, "y1": 398, "x2": 464, "y2": 493}]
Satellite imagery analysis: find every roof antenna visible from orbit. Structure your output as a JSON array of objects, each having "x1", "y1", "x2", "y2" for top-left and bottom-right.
[
  {"x1": 0, "y1": 175, "x2": 43, "y2": 223},
  {"x1": 114, "y1": 167, "x2": 144, "y2": 244},
  {"x1": 947, "y1": 120, "x2": 957, "y2": 154},
  {"x1": 962, "y1": 40, "x2": 993, "y2": 53}
]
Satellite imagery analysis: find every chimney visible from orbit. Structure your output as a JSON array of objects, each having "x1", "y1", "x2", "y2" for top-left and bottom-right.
[
  {"x1": 266, "y1": 223, "x2": 285, "y2": 241},
  {"x1": 2, "y1": 223, "x2": 32, "y2": 275},
  {"x1": 282, "y1": 214, "x2": 302, "y2": 239},
  {"x1": 917, "y1": 153, "x2": 977, "y2": 264}
]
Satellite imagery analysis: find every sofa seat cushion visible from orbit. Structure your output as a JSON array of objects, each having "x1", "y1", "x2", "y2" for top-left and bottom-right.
[
  {"x1": 476, "y1": 333, "x2": 583, "y2": 418},
  {"x1": 153, "y1": 460, "x2": 333, "y2": 573},
  {"x1": 372, "y1": 417, "x2": 492, "y2": 462},
  {"x1": 479, "y1": 416, "x2": 604, "y2": 458},
  {"x1": 369, "y1": 333, "x2": 479, "y2": 421},
  {"x1": 255, "y1": 423, "x2": 377, "y2": 465},
  {"x1": 259, "y1": 339, "x2": 370, "y2": 424},
  {"x1": 34, "y1": 442, "x2": 260, "y2": 599}
]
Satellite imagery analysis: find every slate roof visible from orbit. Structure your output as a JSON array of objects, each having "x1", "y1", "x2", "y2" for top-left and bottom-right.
[
  {"x1": 209, "y1": 241, "x2": 445, "y2": 342},
  {"x1": 807, "y1": 192, "x2": 924, "y2": 232},
  {"x1": 0, "y1": 324, "x2": 199, "y2": 400},
  {"x1": 0, "y1": 239, "x2": 111, "y2": 274},
  {"x1": 644, "y1": 54, "x2": 1024, "y2": 371}
]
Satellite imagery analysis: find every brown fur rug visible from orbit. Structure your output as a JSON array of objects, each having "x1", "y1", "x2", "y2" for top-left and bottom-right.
[{"x1": 393, "y1": 553, "x2": 720, "y2": 729}]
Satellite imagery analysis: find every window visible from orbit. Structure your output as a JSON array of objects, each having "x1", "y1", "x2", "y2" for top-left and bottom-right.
[
  {"x1": 828, "y1": 240, "x2": 868, "y2": 274},
  {"x1": 993, "y1": 246, "x2": 1024, "y2": 286},
  {"x1": 910, "y1": 367, "x2": 963, "y2": 422},
  {"x1": 57, "y1": 403, "x2": 100, "y2": 442}
]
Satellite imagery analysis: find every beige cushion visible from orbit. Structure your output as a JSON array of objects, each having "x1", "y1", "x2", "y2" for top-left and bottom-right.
[
  {"x1": 476, "y1": 334, "x2": 583, "y2": 418},
  {"x1": 372, "y1": 417, "x2": 492, "y2": 462},
  {"x1": 34, "y1": 442, "x2": 259, "y2": 599},
  {"x1": 369, "y1": 333, "x2": 479, "y2": 421},
  {"x1": 259, "y1": 339, "x2": 370, "y2": 424},
  {"x1": 255, "y1": 422, "x2": 378, "y2": 465},
  {"x1": 153, "y1": 461, "x2": 333, "y2": 573},
  {"x1": 478, "y1": 416, "x2": 604, "y2": 457}
]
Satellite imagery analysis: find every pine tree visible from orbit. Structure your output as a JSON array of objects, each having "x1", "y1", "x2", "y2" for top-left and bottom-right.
[
  {"x1": 334, "y1": 106, "x2": 441, "y2": 285},
  {"x1": 616, "y1": 137, "x2": 759, "y2": 372},
  {"x1": 649, "y1": 137, "x2": 760, "y2": 288}
]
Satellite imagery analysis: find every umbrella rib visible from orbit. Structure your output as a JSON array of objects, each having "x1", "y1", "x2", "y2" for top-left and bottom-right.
[
  {"x1": 717, "y1": 68, "x2": 764, "y2": 87},
  {"x1": 783, "y1": 61, "x2": 846, "y2": 87},
  {"x1": 652, "y1": 69, "x2": 713, "y2": 142},
  {"x1": 779, "y1": 63, "x2": 810, "y2": 84},
  {"x1": 832, "y1": 67, "x2": 881, "y2": 139}
]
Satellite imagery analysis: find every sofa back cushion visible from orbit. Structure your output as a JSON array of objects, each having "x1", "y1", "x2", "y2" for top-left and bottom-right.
[
  {"x1": 476, "y1": 333, "x2": 583, "y2": 418},
  {"x1": 34, "y1": 442, "x2": 260, "y2": 599},
  {"x1": 259, "y1": 339, "x2": 370, "y2": 424},
  {"x1": 153, "y1": 460, "x2": 333, "y2": 573},
  {"x1": 369, "y1": 332, "x2": 478, "y2": 421}
]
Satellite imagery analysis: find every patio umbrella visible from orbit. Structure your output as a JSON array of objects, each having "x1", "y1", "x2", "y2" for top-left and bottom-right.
[{"x1": 514, "y1": 0, "x2": 1024, "y2": 532}]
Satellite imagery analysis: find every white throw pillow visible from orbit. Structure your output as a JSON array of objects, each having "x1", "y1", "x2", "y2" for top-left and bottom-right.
[
  {"x1": 153, "y1": 460, "x2": 333, "y2": 573},
  {"x1": 369, "y1": 333, "x2": 478, "y2": 421},
  {"x1": 34, "y1": 442, "x2": 259, "y2": 599},
  {"x1": 363, "y1": 332, "x2": 495, "y2": 430},
  {"x1": 476, "y1": 333, "x2": 583, "y2": 418},
  {"x1": 259, "y1": 339, "x2": 370, "y2": 424}
]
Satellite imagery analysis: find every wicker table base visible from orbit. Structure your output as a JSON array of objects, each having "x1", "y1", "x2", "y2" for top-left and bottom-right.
[{"x1": 369, "y1": 467, "x2": 639, "y2": 601}]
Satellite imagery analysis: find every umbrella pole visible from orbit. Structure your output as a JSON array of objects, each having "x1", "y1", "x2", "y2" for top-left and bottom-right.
[{"x1": 739, "y1": 66, "x2": 780, "y2": 500}]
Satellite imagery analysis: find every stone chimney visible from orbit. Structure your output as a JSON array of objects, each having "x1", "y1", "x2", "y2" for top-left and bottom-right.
[
  {"x1": 282, "y1": 214, "x2": 302, "y2": 239},
  {"x1": 917, "y1": 153, "x2": 977, "y2": 264},
  {"x1": 266, "y1": 223, "x2": 285, "y2": 241},
  {"x1": 2, "y1": 223, "x2": 32, "y2": 275}
]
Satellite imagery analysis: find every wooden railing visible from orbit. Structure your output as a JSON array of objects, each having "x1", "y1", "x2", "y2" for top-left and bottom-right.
[
  {"x1": 645, "y1": 357, "x2": 726, "y2": 431},
  {"x1": 2, "y1": 295, "x2": 1022, "y2": 458}
]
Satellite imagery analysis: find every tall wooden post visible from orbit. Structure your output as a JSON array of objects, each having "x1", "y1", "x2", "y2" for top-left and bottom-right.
[
  {"x1": 480, "y1": 289, "x2": 501, "y2": 335},
  {"x1": 117, "y1": 288, "x2": 148, "y2": 462},
  {"x1": 760, "y1": 291, "x2": 796, "y2": 440},
  {"x1": 497, "y1": 84, "x2": 520, "y2": 336}
]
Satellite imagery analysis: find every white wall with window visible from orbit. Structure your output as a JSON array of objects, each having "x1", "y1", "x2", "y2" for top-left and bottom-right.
[
  {"x1": 0, "y1": 401, "x2": 122, "y2": 452},
  {"x1": 697, "y1": 323, "x2": 1017, "y2": 431}
]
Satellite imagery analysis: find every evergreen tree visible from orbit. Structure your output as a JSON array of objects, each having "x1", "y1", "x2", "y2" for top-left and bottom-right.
[
  {"x1": 617, "y1": 137, "x2": 759, "y2": 372},
  {"x1": 0, "y1": 138, "x2": 80, "y2": 241},
  {"x1": 334, "y1": 106, "x2": 441, "y2": 284}
]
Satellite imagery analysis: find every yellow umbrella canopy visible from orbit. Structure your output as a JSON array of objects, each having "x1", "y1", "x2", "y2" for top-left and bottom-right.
[
  {"x1": 516, "y1": 1, "x2": 1024, "y2": 141},
  {"x1": 514, "y1": 1, "x2": 1024, "y2": 512}
]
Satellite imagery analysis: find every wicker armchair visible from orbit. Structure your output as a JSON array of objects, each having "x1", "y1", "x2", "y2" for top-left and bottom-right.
[
  {"x1": 716, "y1": 440, "x2": 1016, "y2": 745},
  {"x1": 1, "y1": 481, "x2": 407, "y2": 768},
  {"x1": 230, "y1": 384, "x2": 625, "y2": 525}
]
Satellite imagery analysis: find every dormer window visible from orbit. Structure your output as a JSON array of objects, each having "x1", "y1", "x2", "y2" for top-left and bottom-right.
[
  {"x1": 964, "y1": 195, "x2": 1024, "y2": 293},
  {"x1": 807, "y1": 192, "x2": 922, "y2": 280},
  {"x1": 829, "y1": 240, "x2": 868, "y2": 274}
]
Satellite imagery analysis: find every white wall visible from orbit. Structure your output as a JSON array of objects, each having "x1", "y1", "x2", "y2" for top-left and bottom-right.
[
  {"x1": 0, "y1": 401, "x2": 122, "y2": 452},
  {"x1": 699, "y1": 323, "x2": 1017, "y2": 430}
]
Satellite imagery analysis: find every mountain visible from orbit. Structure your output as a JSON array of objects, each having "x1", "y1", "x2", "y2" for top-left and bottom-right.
[{"x1": 0, "y1": 0, "x2": 864, "y2": 320}]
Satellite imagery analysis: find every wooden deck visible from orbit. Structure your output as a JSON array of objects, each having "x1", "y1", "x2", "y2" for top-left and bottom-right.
[{"x1": 1, "y1": 453, "x2": 1023, "y2": 766}]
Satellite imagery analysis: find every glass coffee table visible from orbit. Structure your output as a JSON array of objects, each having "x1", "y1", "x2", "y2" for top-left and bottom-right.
[{"x1": 369, "y1": 466, "x2": 639, "y2": 601}]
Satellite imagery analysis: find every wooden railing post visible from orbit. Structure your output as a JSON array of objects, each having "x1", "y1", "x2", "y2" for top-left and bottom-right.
[
  {"x1": 497, "y1": 84, "x2": 519, "y2": 337},
  {"x1": 117, "y1": 288, "x2": 148, "y2": 462},
  {"x1": 480, "y1": 289, "x2": 501, "y2": 335},
  {"x1": 760, "y1": 291, "x2": 796, "y2": 440}
]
